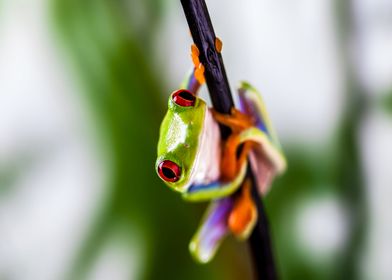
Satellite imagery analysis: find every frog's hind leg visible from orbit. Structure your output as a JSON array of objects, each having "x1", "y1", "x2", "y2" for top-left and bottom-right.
[
  {"x1": 213, "y1": 114, "x2": 286, "y2": 194},
  {"x1": 189, "y1": 197, "x2": 233, "y2": 263},
  {"x1": 228, "y1": 179, "x2": 257, "y2": 239},
  {"x1": 237, "y1": 82, "x2": 287, "y2": 193},
  {"x1": 237, "y1": 81, "x2": 280, "y2": 147}
]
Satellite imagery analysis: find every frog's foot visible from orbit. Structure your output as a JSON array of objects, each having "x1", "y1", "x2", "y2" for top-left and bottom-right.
[
  {"x1": 220, "y1": 136, "x2": 254, "y2": 182},
  {"x1": 228, "y1": 179, "x2": 257, "y2": 240},
  {"x1": 212, "y1": 108, "x2": 254, "y2": 134},
  {"x1": 195, "y1": 64, "x2": 206, "y2": 85},
  {"x1": 189, "y1": 198, "x2": 233, "y2": 263},
  {"x1": 212, "y1": 108, "x2": 256, "y2": 182},
  {"x1": 191, "y1": 44, "x2": 206, "y2": 84},
  {"x1": 191, "y1": 44, "x2": 200, "y2": 67},
  {"x1": 215, "y1": 37, "x2": 223, "y2": 53}
]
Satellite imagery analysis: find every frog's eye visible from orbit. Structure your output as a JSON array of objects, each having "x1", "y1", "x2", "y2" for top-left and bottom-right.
[
  {"x1": 172, "y1": 89, "x2": 196, "y2": 107},
  {"x1": 158, "y1": 160, "x2": 181, "y2": 182}
]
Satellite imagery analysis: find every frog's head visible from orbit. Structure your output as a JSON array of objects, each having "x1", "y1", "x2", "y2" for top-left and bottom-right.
[{"x1": 156, "y1": 89, "x2": 207, "y2": 193}]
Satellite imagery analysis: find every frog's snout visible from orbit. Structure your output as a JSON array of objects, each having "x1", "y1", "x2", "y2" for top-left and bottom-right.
[{"x1": 157, "y1": 160, "x2": 181, "y2": 183}]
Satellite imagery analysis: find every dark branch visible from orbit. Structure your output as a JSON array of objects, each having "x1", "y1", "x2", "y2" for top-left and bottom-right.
[
  {"x1": 180, "y1": 0, "x2": 277, "y2": 279},
  {"x1": 181, "y1": 0, "x2": 233, "y2": 114}
]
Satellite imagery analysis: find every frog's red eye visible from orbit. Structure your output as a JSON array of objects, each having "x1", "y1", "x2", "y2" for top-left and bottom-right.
[
  {"x1": 172, "y1": 89, "x2": 196, "y2": 107},
  {"x1": 158, "y1": 160, "x2": 181, "y2": 182}
]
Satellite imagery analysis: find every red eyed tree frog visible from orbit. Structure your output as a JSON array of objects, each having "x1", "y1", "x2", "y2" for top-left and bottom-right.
[{"x1": 155, "y1": 45, "x2": 286, "y2": 263}]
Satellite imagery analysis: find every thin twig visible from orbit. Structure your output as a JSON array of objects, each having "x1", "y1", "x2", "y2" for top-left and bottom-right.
[{"x1": 180, "y1": 1, "x2": 277, "y2": 279}]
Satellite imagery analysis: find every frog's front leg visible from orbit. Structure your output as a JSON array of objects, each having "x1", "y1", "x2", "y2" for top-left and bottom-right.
[
  {"x1": 182, "y1": 161, "x2": 247, "y2": 202},
  {"x1": 180, "y1": 68, "x2": 202, "y2": 94},
  {"x1": 191, "y1": 38, "x2": 223, "y2": 85},
  {"x1": 191, "y1": 44, "x2": 206, "y2": 85}
]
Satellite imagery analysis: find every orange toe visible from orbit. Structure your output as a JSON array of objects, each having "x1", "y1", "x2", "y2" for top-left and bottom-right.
[{"x1": 228, "y1": 180, "x2": 257, "y2": 239}]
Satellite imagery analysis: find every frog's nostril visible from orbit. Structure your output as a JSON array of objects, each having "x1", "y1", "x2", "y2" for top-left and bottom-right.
[
  {"x1": 172, "y1": 89, "x2": 196, "y2": 107},
  {"x1": 158, "y1": 160, "x2": 181, "y2": 182}
]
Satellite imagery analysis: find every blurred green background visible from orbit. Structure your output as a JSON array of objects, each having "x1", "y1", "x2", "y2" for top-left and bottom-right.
[{"x1": 1, "y1": 0, "x2": 391, "y2": 279}]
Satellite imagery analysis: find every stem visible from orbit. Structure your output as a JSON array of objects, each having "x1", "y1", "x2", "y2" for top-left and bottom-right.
[{"x1": 180, "y1": 1, "x2": 277, "y2": 279}]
